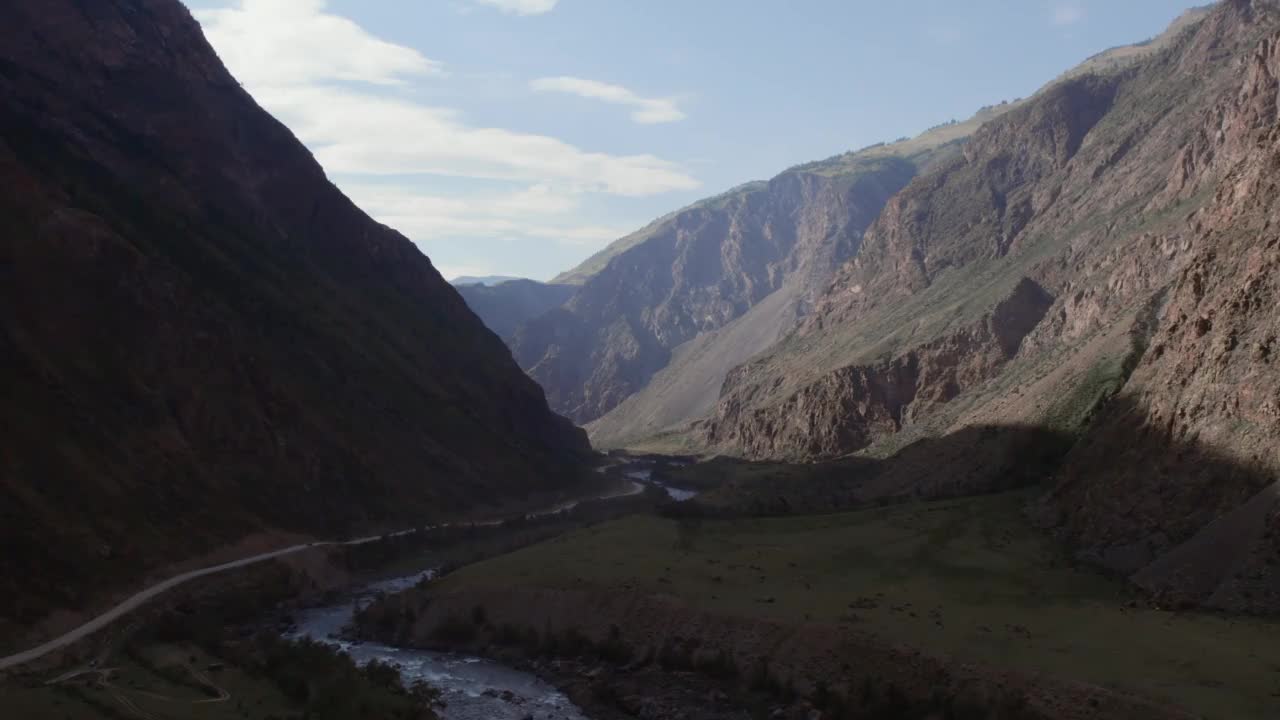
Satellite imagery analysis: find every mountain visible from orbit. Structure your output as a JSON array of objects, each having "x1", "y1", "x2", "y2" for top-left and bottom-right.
[
  {"x1": 696, "y1": 0, "x2": 1280, "y2": 611},
  {"x1": 513, "y1": 126, "x2": 1017, "y2": 430},
  {"x1": 525, "y1": 8, "x2": 1219, "y2": 449},
  {"x1": 0, "y1": 0, "x2": 589, "y2": 636},
  {"x1": 512, "y1": 158, "x2": 915, "y2": 426},
  {"x1": 454, "y1": 279, "x2": 576, "y2": 341},
  {"x1": 580, "y1": 117, "x2": 1008, "y2": 447},
  {"x1": 451, "y1": 275, "x2": 524, "y2": 287}
]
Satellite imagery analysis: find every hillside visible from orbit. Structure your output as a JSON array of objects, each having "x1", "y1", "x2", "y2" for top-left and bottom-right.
[
  {"x1": 517, "y1": 122, "x2": 1008, "y2": 430},
  {"x1": 699, "y1": 0, "x2": 1279, "y2": 611},
  {"x1": 523, "y1": 7, "x2": 1209, "y2": 442},
  {"x1": 513, "y1": 156, "x2": 920, "y2": 426},
  {"x1": 454, "y1": 279, "x2": 576, "y2": 341},
  {"x1": 0, "y1": 0, "x2": 589, "y2": 639},
  {"x1": 580, "y1": 135, "x2": 986, "y2": 446}
]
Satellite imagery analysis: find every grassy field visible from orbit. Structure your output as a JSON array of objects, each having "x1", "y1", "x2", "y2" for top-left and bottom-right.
[
  {"x1": 1, "y1": 643, "x2": 293, "y2": 720},
  {"x1": 438, "y1": 491, "x2": 1280, "y2": 719}
]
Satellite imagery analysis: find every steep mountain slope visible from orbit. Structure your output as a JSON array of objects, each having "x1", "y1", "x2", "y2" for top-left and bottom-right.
[
  {"x1": 698, "y1": 0, "x2": 1280, "y2": 611},
  {"x1": 454, "y1": 279, "x2": 575, "y2": 341},
  {"x1": 531, "y1": 11, "x2": 1208, "y2": 443},
  {"x1": 579, "y1": 139, "x2": 986, "y2": 447},
  {"x1": 0, "y1": 0, "x2": 589, "y2": 635},
  {"x1": 1041, "y1": 2, "x2": 1280, "y2": 612},
  {"x1": 513, "y1": 157, "x2": 920, "y2": 426},
  {"x1": 550, "y1": 182, "x2": 765, "y2": 287}
]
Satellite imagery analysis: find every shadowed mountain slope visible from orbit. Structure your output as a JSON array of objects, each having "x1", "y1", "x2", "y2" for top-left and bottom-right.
[{"x1": 0, "y1": 0, "x2": 589, "y2": 636}]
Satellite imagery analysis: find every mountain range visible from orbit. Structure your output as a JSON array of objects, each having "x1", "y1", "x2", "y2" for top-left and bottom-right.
[
  {"x1": 4, "y1": 0, "x2": 1279, "y2": 690},
  {"x1": 461, "y1": 1, "x2": 1280, "y2": 613}
]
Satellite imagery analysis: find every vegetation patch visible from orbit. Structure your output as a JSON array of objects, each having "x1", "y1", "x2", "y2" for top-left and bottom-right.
[{"x1": 432, "y1": 493, "x2": 1280, "y2": 719}]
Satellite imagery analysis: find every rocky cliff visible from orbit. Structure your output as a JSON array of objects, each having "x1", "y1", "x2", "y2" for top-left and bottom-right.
[
  {"x1": 1041, "y1": 0, "x2": 1280, "y2": 612},
  {"x1": 0, "y1": 0, "x2": 589, "y2": 634},
  {"x1": 513, "y1": 158, "x2": 920, "y2": 427},
  {"x1": 529, "y1": 14, "x2": 1205, "y2": 446},
  {"x1": 699, "y1": 0, "x2": 1280, "y2": 611}
]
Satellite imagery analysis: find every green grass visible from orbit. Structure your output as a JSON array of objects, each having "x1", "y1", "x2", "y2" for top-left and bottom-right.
[
  {"x1": 438, "y1": 492, "x2": 1280, "y2": 719},
  {"x1": 0, "y1": 644, "x2": 297, "y2": 720}
]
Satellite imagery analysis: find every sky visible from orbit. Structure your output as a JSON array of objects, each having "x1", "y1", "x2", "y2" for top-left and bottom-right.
[{"x1": 183, "y1": 0, "x2": 1199, "y2": 282}]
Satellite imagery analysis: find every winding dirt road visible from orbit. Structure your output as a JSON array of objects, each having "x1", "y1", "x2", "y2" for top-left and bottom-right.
[{"x1": 0, "y1": 477, "x2": 643, "y2": 672}]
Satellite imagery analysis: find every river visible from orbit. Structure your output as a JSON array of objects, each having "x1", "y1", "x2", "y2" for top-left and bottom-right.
[
  {"x1": 284, "y1": 461, "x2": 698, "y2": 720},
  {"x1": 624, "y1": 466, "x2": 697, "y2": 502},
  {"x1": 286, "y1": 570, "x2": 591, "y2": 720}
]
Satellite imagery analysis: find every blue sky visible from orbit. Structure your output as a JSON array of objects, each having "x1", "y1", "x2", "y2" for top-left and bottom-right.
[{"x1": 184, "y1": 0, "x2": 1198, "y2": 281}]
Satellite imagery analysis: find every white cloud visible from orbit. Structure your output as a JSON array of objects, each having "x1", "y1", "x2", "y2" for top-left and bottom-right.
[
  {"x1": 196, "y1": 1, "x2": 698, "y2": 196},
  {"x1": 346, "y1": 184, "x2": 627, "y2": 247},
  {"x1": 1052, "y1": 3, "x2": 1085, "y2": 26},
  {"x1": 531, "y1": 76, "x2": 686, "y2": 124},
  {"x1": 436, "y1": 262, "x2": 497, "y2": 281},
  {"x1": 263, "y1": 85, "x2": 697, "y2": 194},
  {"x1": 196, "y1": 0, "x2": 442, "y2": 87},
  {"x1": 193, "y1": 0, "x2": 694, "y2": 276},
  {"x1": 471, "y1": 0, "x2": 558, "y2": 15}
]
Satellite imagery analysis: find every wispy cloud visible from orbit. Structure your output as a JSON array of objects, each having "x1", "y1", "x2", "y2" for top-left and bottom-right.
[
  {"x1": 198, "y1": 0, "x2": 443, "y2": 87},
  {"x1": 196, "y1": 1, "x2": 696, "y2": 194},
  {"x1": 1052, "y1": 3, "x2": 1085, "y2": 26},
  {"x1": 346, "y1": 184, "x2": 628, "y2": 247},
  {"x1": 531, "y1": 76, "x2": 687, "y2": 124},
  {"x1": 262, "y1": 85, "x2": 697, "y2": 194},
  {"x1": 471, "y1": 0, "x2": 558, "y2": 16},
  {"x1": 193, "y1": 0, "x2": 697, "y2": 274}
]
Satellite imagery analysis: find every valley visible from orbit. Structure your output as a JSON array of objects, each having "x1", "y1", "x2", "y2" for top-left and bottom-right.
[{"x1": 4, "y1": 0, "x2": 1280, "y2": 719}]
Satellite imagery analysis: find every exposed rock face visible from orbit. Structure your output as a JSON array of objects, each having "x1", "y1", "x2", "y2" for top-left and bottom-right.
[
  {"x1": 0, "y1": 0, "x2": 588, "y2": 631},
  {"x1": 513, "y1": 158, "x2": 919, "y2": 425},
  {"x1": 1042, "y1": 6, "x2": 1280, "y2": 612},
  {"x1": 699, "y1": 0, "x2": 1280, "y2": 611},
  {"x1": 454, "y1": 279, "x2": 575, "y2": 341},
  {"x1": 703, "y1": 3, "x2": 1260, "y2": 458},
  {"x1": 705, "y1": 278, "x2": 1054, "y2": 459}
]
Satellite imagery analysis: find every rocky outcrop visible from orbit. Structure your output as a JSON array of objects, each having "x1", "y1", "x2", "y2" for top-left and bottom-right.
[
  {"x1": 454, "y1": 279, "x2": 575, "y2": 341},
  {"x1": 704, "y1": 278, "x2": 1054, "y2": 459},
  {"x1": 0, "y1": 0, "x2": 589, "y2": 634},
  {"x1": 1040, "y1": 8, "x2": 1280, "y2": 612}
]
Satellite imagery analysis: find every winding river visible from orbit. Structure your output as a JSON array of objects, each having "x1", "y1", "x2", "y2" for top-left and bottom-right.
[
  {"x1": 286, "y1": 570, "x2": 591, "y2": 720},
  {"x1": 625, "y1": 466, "x2": 698, "y2": 502},
  {"x1": 283, "y1": 461, "x2": 697, "y2": 720}
]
